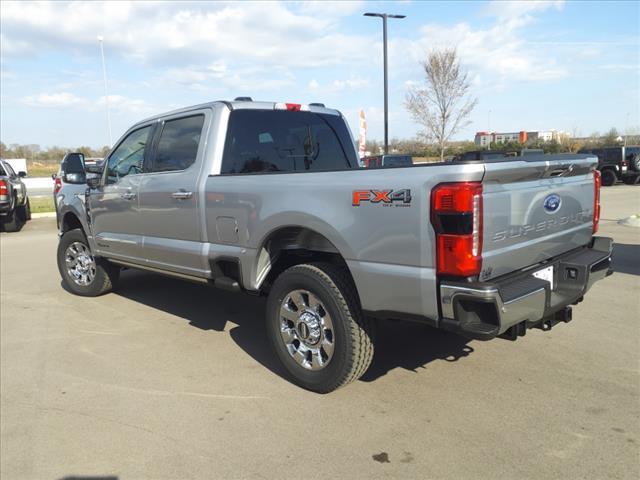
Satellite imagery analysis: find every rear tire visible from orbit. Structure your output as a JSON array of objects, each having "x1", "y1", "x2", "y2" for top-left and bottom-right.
[
  {"x1": 17, "y1": 197, "x2": 31, "y2": 221},
  {"x1": 57, "y1": 228, "x2": 120, "y2": 296},
  {"x1": 622, "y1": 176, "x2": 639, "y2": 185},
  {"x1": 2, "y1": 197, "x2": 23, "y2": 232},
  {"x1": 266, "y1": 262, "x2": 375, "y2": 393},
  {"x1": 601, "y1": 169, "x2": 617, "y2": 187}
]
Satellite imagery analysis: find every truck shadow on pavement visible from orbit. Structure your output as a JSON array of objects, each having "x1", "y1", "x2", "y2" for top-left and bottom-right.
[
  {"x1": 611, "y1": 243, "x2": 640, "y2": 276},
  {"x1": 113, "y1": 269, "x2": 475, "y2": 385}
]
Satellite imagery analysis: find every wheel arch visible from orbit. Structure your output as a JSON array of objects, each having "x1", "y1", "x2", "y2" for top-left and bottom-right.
[
  {"x1": 252, "y1": 224, "x2": 358, "y2": 298},
  {"x1": 60, "y1": 210, "x2": 84, "y2": 234}
]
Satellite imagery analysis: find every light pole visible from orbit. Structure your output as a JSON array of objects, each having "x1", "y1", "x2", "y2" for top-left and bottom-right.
[
  {"x1": 364, "y1": 12, "x2": 405, "y2": 155},
  {"x1": 624, "y1": 111, "x2": 630, "y2": 147},
  {"x1": 487, "y1": 109, "x2": 492, "y2": 150},
  {"x1": 97, "y1": 35, "x2": 113, "y2": 146}
]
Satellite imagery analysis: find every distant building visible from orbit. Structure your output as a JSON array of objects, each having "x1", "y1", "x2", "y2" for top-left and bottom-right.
[{"x1": 474, "y1": 130, "x2": 567, "y2": 146}]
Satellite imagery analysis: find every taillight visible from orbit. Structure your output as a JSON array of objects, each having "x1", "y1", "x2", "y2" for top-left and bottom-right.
[
  {"x1": 431, "y1": 182, "x2": 483, "y2": 277},
  {"x1": 0, "y1": 180, "x2": 8, "y2": 198},
  {"x1": 593, "y1": 169, "x2": 601, "y2": 234},
  {"x1": 54, "y1": 177, "x2": 62, "y2": 194}
]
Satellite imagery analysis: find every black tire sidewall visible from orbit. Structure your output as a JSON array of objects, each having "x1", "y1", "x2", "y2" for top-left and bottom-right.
[
  {"x1": 601, "y1": 169, "x2": 616, "y2": 186},
  {"x1": 266, "y1": 266, "x2": 353, "y2": 392},
  {"x1": 57, "y1": 229, "x2": 111, "y2": 296}
]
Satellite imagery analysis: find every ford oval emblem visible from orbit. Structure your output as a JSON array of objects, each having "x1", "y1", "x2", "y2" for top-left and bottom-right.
[{"x1": 543, "y1": 194, "x2": 561, "y2": 213}]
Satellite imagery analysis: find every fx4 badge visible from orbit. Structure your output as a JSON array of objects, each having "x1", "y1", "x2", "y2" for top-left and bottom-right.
[{"x1": 352, "y1": 189, "x2": 412, "y2": 207}]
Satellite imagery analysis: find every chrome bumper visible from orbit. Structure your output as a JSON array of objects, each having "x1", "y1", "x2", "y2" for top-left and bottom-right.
[{"x1": 439, "y1": 237, "x2": 613, "y2": 340}]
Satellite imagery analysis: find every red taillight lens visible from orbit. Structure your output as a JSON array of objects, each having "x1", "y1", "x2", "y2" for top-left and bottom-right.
[
  {"x1": 54, "y1": 177, "x2": 62, "y2": 194},
  {"x1": 0, "y1": 180, "x2": 8, "y2": 197},
  {"x1": 431, "y1": 182, "x2": 483, "y2": 277},
  {"x1": 593, "y1": 169, "x2": 601, "y2": 234}
]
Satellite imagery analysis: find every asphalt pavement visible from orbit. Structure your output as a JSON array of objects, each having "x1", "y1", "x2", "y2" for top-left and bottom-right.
[{"x1": 1, "y1": 186, "x2": 639, "y2": 480}]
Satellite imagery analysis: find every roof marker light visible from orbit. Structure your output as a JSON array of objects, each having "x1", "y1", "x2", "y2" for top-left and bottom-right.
[{"x1": 274, "y1": 102, "x2": 310, "y2": 112}]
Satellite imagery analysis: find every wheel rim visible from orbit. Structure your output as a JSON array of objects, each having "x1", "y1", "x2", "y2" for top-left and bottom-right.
[
  {"x1": 65, "y1": 241, "x2": 96, "y2": 286},
  {"x1": 279, "y1": 289, "x2": 335, "y2": 371}
]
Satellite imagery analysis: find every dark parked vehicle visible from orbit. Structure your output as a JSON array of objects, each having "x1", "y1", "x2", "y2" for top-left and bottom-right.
[
  {"x1": 0, "y1": 159, "x2": 31, "y2": 231},
  {"x1": 577, "y1": 146, "x2": 640, "y2": 186},
  {"x1": 361, "y1": 154, "x2": 413, "y2": 168},
  {"x1": 451, "y1": 150, "x2": 518, "y2": 162}
]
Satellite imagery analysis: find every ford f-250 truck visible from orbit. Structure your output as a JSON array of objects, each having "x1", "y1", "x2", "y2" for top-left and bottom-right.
[{"x1": 56, "y1": 99, "x2": 613, "y2": 393}]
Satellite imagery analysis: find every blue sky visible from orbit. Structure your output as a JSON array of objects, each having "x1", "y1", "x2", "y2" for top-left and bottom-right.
[{"x1": 1, "y1": 0, "x2": 638, "y2": 148}]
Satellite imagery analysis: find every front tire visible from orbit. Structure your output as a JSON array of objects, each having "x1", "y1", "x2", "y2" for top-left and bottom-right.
[
  {"x1": 57, "y1": 228, "x2": 120, "y2": 296},
  {"x1": 266, "y1": 262, "x2": 375, "y2": 393}
]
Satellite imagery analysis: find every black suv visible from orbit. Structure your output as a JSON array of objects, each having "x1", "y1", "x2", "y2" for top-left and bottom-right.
[
  {"x1": 0, "y1": 159, "x2": 31, "y2": 231},
  {"x1": 578, "y1": 146, "x2": 640, "y2": 186}
]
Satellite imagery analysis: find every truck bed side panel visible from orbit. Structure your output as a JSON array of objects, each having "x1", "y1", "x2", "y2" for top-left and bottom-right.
[{"x1": 204, "y1": 163, "x2": 484, "y2": 320}]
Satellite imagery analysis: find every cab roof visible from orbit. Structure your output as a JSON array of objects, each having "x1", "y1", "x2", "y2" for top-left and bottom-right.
[{"x1": 136, "y1": 100, "x2": 341, "y2": 127}]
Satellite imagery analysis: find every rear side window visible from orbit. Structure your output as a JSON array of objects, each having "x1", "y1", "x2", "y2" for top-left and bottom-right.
[
  {"x1": 153, "y1": 115, "x2": 205, "y2": 172},
  {"x1": 0, "y1": 163, "x2": 6, "y2": 176},
  {"x1": 221, "y1": 110, "x2": 357, "y2": 174},
  {"x1": 605, "y1": 149, "x2": 622, "y2": 163}
]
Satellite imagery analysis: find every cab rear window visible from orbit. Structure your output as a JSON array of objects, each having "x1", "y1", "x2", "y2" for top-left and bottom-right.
[{"x1": 221, "y1": 110, "x2": 357, "y2": 174}]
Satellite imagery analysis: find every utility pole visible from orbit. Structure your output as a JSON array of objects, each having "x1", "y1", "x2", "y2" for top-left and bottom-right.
[
  {"x1": 97, "y1": 36, "x2": 113, "y2": 146},
  {"x1": 364, "y1": 12, "x2": 405, "y2": 155},
  {"x1": 487, "y1": 109, "x2": 492, "y2": 150}
]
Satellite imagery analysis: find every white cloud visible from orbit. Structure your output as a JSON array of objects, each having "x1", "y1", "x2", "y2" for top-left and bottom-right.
[
  {"x1": 0, "y1": 1, "x2": 372, "y2": 68},
  {"x1": 23, "y1": 92, "x2": 88, "y2": 108},
  {"x1": 23, "y1": 91, "x2": 157, "y2": 115},
  {"x1": 308, "y1": 76, "x2": 370, "y2": 94},
  {"x1": 403, "y1": 0, "x2": 568, "y2": 85}
]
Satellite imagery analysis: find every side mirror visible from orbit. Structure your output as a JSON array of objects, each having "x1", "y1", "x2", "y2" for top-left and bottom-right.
[
  {"x1": 86, "y1": 176, "x2": 101, "y2": 189},
  {"x1": 51, "y1": 173, "x2": 57, "y2": 180},
  {"x1": 18, "y1": 171, "x2": 27, "y2": 178},
  {"x1": 63, "y1": 172, "x2": 86, "y2": 184}
]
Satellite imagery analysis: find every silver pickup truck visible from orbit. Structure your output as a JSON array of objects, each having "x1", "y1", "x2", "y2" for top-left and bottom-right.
[{"x1": 56, "y1": 99, "x2": 613, "y2": 392}]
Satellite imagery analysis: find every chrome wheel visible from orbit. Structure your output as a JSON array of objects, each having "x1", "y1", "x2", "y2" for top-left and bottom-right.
[
  {"x1": 65, "y1": 241, "x2": 96, "y2": 286},
  {"x1": 279, "y1": 289, "x2": 335, "y2": 371}
]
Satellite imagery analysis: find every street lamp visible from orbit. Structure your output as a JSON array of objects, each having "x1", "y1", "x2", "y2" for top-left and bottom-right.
[
  {"x1": 487, "y1": 109, "x2": 492, "y2": 150},
  {"x1": 364, "y1": 12, "x2": 405, "y2": 155},
  {"x1": 97, "y1": 35, "x2": 113, "y2": 146}
]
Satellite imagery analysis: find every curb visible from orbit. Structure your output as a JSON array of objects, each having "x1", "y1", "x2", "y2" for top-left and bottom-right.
[{"x1": 31, "y1": 212, "x2": 57, "y2": 219}]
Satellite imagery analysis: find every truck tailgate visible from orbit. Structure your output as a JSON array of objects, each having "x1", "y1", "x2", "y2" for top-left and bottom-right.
[{"x1": 480, "y1": 155, "x2": 598, "y2": 280}]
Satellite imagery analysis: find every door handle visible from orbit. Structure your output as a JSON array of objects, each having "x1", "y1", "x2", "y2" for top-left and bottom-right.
[
  {"x1": 121, "y1": 192, "x2": 136, "y2": 200},
  {"x1": 172, "y1": 191, "x2": 193, "y2": 200}
]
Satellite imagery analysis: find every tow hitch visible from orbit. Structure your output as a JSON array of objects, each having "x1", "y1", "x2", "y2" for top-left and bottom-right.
[
  {"x1": 500, "y1": 306, "x2": 573, "y2": 341},
  {"x1": 538, "y1": 306, "x2": 573, "y2": 331}
]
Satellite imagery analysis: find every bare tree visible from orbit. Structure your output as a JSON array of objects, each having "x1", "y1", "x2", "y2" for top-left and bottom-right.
[{"x1": 406, "y1": 48, "x2": 477, "y2": 161}]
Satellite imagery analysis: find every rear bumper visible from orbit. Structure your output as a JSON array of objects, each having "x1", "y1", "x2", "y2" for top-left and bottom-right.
[
  {"x1": 439, "y1": 236, "x2": 613, "y2": 340},
  {"x1": 0, "y1": 200, "x2": 13, "y2": 215}
]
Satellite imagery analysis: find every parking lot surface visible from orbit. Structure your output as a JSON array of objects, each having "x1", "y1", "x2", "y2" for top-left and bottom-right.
[{"x1": 1, "y1": 186, "x2": 639, "y2": 480}]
